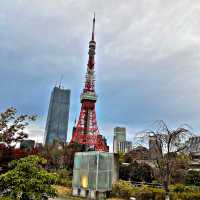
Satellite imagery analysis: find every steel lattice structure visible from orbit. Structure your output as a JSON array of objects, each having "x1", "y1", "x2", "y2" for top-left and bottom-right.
[{"x1": 70, "y1": 15, "x2": 109, "y2": 152}]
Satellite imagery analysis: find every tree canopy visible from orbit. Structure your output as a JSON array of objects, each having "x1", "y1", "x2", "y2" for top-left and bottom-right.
[
  {"x1": 119, "y1": 161, "x2": 154, "y2": 183},
  {"x1": 40, "y1": 141, "x2": 84, "y2": 170},
  {"x1": 0, "y1": 155, "x2": 57, "y2": 200},
  {"x1": 0, "y1": 107, "x2": 36, "y2": 148}
]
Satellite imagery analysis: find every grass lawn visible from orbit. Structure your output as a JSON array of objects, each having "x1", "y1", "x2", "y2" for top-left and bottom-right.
[
  {"x1": 54, "y1": 185, "x2": 125, "y2": 200},
  {"x1": 53, "y1": 185, "x2": 82, "y2": 200}
]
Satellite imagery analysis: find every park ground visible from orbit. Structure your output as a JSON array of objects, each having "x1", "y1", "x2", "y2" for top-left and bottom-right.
[{"x1": 53, "y1": 185, "x2": 124, "y2": 200}]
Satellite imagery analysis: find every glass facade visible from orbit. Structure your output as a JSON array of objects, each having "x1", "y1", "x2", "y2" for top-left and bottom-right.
[
  {"x1": 73, "y1": 152, "x2": 116, "y2": 191},
  {"x1": 44, "y1": 87, "x2": 70, "y2": 145}
]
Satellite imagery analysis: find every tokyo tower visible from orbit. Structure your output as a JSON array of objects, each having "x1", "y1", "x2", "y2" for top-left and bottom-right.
[{"x1": 70, "y1": 15, "x2": 109, "y2": 152}]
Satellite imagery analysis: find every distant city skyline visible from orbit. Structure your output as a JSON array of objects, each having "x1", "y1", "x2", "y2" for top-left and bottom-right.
[{"x1": 0, "y1": 1, "x2": 200, "y2": 149}]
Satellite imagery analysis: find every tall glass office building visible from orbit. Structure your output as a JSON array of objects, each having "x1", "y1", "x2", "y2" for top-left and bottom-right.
[
  {"x1": 44, "y1": 86, "x2": 70, "y2": 145},
  {"x1": 113, "y1": 127, "x2": 126, "y2": 153}
]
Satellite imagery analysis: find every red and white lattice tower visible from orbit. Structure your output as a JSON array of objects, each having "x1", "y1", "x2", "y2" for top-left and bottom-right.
[{"x1": 70, "y1": 15, "x2": 109, "y2": 152}]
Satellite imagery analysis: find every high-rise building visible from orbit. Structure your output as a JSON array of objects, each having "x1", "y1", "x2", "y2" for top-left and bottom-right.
[
  {"x1": 113, "y1": 127, "x2": 132, "y2": 153},
  {"x1": 185, "y1": 137, "x2": 200, "y2": 171},
  {"x1": 114, "y1": 127, "x2": 126, "y2": 141},
  {"x1": 186, "y1": 136, "x2": 200, "y2": 153},
  {"x1": 119, "y1": 141, "x2": 132, "y2": 153},
  {"x1": 44, "y1": 86, "x2": 70, "y2": 145}
]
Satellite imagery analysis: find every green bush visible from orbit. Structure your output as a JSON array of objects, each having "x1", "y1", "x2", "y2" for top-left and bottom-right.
[
  {"x1": 112, "y1": 180, "x2": 135, "y2": 199},
  {"x1": 0, "y1": 155, "x2": 57, "y2": 200},
  {"x1": 0, "y1": 197, "x2": 11, "y2": 200},
  {"x1": 55, "y1": 168, "x2": 71, "y2": 178},
  {"x1": 136, "y1": 187, "x2": 153, "y2": 200},
  {"x1": 169, "y1": 184, "x2": 200, "y2": 200},
  {"x1": 136, "y1": 186, "x2": 165, "y2": 200},
  {"x1": 151, "y1": 188, "x2": 166, "y2": 200},
  {"x1": 112, "y1": 180, "x2": 165, "y2": 200},
  {"x1": 185, "y1": 170, "x2": 200, "y2": 186},
  {"x1": 56, "y1": 178, "x2": 72, "y2": 187},
  {"x1": 170, "y1": 184, "x2": 200, "y2": 193},
  {"x1": 53, "y1": 169, "x2": 72, "y2": 187},
  {"x1": 171, "y1": 183, "x2": 186, "y2": 193},
  {"x1": 119, "y1": 161, "x2": 154, "y2": 183},
  {"x1": 170, "y1": 192, "x2": 200, "y2": 200},
  {"x1": 112, "y1": 181, "x2": 200, "y2": 200}
]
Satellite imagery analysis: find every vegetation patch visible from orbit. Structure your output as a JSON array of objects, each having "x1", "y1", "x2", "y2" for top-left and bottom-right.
[
  {"x1": 112, "y1": 180, "x2": 165, "y2": 200},
  {"x1": 0, "y1": 156, "x2": 57, "y2": 200}
]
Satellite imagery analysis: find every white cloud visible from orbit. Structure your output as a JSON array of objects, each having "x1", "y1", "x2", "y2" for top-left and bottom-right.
[{"x1": 26, "y1": 126, "x2": 45, "y2": 144}]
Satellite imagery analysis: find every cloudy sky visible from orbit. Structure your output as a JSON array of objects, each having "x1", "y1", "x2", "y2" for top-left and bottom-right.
[{"x1": 0, "y1": 0, "x2": 200, "y2": 148}]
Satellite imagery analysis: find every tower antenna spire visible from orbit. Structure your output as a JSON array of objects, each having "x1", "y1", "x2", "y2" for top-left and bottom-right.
[
  {"x1": 59, "y1": 75, "x2": 63, "y2": 88},
  {"x1": 70, "y1": 14, "x2": 109, "y2": 152},
  {"x1": 92, "y1": 12, "x2": 95, "y2": 41}
]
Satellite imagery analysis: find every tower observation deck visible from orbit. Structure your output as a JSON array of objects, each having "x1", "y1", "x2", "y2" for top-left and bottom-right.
[{"x1": 70, "y1": 15, "x2": 109, "y2": 152}]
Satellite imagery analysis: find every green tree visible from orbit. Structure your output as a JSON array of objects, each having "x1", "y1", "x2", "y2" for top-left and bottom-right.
[
  {"x1": 0, "y1": 107, "x2": 37, "y2": 173},
  {"x1": 41, "y1": 141, "x2": 83, "y2": 171},
  {"x1": 118, "y1": 152, "x2": 126, "y2": 164},
  {"x1": 171, "y1": 153, "x2": 190, "y2": 184},
  {"x1": 0, "y1": 155, "x2": 57, "y2": 200},
  {"x1": 62, "y1": 142, "x2": 84, "y2": 170},
  {"x1": 119, "y1": 161, "x2": 154, "y2": 183},
  {"x1": 41, "y1": 140, "x2": 64, "y2": 169},
  {"x1": 0, "y1": 107, "x2": 36, "y2": 148}
]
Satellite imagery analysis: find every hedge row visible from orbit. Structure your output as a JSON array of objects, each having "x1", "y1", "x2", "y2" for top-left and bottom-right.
[
  {"x1": 112, "y1": 180, "x2": 200, "y2": 200},
  {"x1": 112, "y1": 180, "x2": 165, "y2": 200},
  {"x1": 170, "y1": 184, "x2": 200, "y2": 200}
]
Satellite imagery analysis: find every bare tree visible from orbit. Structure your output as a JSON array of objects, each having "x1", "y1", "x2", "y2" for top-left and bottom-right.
[{"x1": 136, "y1": 120, "x2": 192, "y2": 195}]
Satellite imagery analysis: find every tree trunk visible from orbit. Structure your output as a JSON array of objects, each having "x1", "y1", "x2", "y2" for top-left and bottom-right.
[{"x1": 163, "y1": 171, "x2": 170, "y2": 200}]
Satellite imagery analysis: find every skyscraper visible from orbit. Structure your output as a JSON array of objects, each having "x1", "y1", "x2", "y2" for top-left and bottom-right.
[
  {"x1": 113, "y1": 127, "x2": 126, "y2": 153},
  {"x1": 113, "y1": 127, "x2": 132, "y2": 153},
  {"x1": 44, "y1": 86, "x2": 70, "y2": 145},
  {"x1": 186, "y1": 136, "x2": 200, "y2": 153}
]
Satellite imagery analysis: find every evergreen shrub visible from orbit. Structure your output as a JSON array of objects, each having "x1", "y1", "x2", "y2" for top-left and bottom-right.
[
  {"x1": 112, "y1": 180, "x2": 135, "y2": 199},
  {"x1": 112, "y1": 180, "x2": 165, "y2": 200},
  {"x1": 170, "y1": 184, "x2": 200, "y2": 200},
  {"x1": 185, "y1": 170, "x2": 200, "y2": 186},
  {"x1": 53, "y1": 169, "x2": 72, "y2": 187},
  {"x1": 0, "y1": 155, "x2": 57, "y2": 200},
  {"x1": 170, "y1": 192, "x2": 200, "y2": 200}
]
